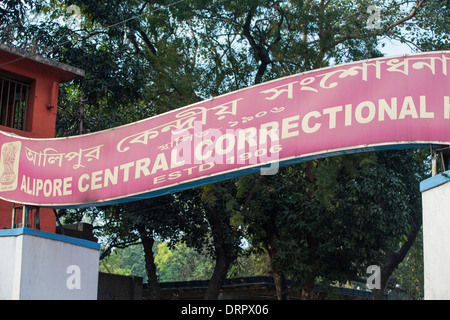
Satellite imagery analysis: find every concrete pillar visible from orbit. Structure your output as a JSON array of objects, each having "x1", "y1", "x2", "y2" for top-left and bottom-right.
[
  {"x1": 0, "y1": 227, "x2": 100, "y2": 300},
  {"x1": 420, "y1": 171, "x2": 450, "y2": 299}
]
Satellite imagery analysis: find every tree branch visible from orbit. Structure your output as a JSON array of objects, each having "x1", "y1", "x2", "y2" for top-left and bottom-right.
[
  {"x1": 100, "y1": 239, "x2": 141, "y2": 260},
  {"x1": 384, "y1": 0, "x2": 427, "y2": 33},
  {"x1": 242, "y1": 6, "x2": 272, "y2": 84},
  {"x1": 241, "y1": 175, "x2": 265, "y2": 214},
  {"x1": 136, "y1": 27, "x2": 157, "y2": 54},
  {"x1": 325, "y1": 0, "x2": 427, "y2": 51}
]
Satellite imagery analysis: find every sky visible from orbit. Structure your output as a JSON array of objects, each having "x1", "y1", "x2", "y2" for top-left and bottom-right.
[{"x1": 378, "y1": 37, "x2": 416, "y2": 57}]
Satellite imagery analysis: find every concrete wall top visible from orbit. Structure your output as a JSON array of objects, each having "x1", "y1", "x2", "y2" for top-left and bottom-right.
[
  {"x1": 0, "y1": 228, "x2": 100, "y2": 250},
  {"x1": 420, "y1": 170, "x2": 450, "y2": 193}
]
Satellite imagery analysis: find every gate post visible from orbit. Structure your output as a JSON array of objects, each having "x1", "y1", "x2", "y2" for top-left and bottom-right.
[{"x1": 421, "y1": 170, "x2": 450, "y2": 299}]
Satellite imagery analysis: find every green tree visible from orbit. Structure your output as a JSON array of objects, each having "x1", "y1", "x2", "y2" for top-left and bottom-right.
[
  {"x1": 389, "y1": 229, "x2": 424, "y2": 300},
  {"x1": 0, "y1": 0, "x2": 34, "y2": 25},
  {"x1": 155, "y1": 241, "x2": 215, "y2": 281},
  {"x1": 239, "y1": 149, "x2": 428, "y2": 299},
  {"x1": 227, "y1": 248, "x2": 272, "y2": 278},
  {"x1": 199, "y1": 181, "x2": 245, "y2": 299},
  {"x1": 404, "y1": 0, "x2": 449, "y2": 51},
  {"x1": 99, "y1": 244, "x2": 147, "y2": 281},
  {"x1": 95, "y1": 188, "x2": 209, "y2": 299}
]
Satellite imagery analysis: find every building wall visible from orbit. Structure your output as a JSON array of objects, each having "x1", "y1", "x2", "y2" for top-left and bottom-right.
[
  {"x1": 0, "y1": 198, "x2": 56, "y2": 232},
  {"x1": 0, "y1": 233, "x2": 18, "y2": 298},
  {"x1": 0, "y1": 57, "x2": 62, "y2": 138},
  {"x1": 0, "y1": 201, "x2": 13, "y2": 230},
  {"x1": 0, "y1": 51, "x2": 72, "y2": 232}
]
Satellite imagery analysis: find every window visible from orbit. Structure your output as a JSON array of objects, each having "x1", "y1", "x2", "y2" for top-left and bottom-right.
[
  {"x1": 12, "y1": 205, "x2": 40, "y2": 229},
  {"x1": 0, "y1": 75, "x2": 31, "y2": 131}
]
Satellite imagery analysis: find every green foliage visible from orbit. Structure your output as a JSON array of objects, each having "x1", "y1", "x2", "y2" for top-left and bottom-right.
[
  {"x1": 155, "y1": 241, "x2": 214, "y2": 282},
  {"x1": 227, "y1": 248, "x2": 272, "y2": 278},
  {"x1": 0, "y1": 0, "x2": 34, "y2": 25},
  {"x1": 94, "y1": 189, "x2": 210, "y2": 261},
  {"x1": 240, "y1": 149, "x2": 428, "y2": 293},
  {"x1": 99, "y1": 240, "x2": 271, "y2": 282},
  {"x1": 390, "y1": 229, "x2": 424, "y2": 300},
  {"x1": 99, "y1": 244, "x2": 147, "y2": 281},
  {"x1": 404, "y1": 0, "x2": 450, "y2": 51}
]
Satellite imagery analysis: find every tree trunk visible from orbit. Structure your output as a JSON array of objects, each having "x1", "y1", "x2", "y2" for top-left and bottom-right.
[
  {"x1": 140, "y1": 232, "x2": 161, "y2": 300},
  {"x1": 272, "y1": 266, "x2": 288, "y2": 300},
  {"x1": 301, "y1": 277, "x2": 315, "y2": 300},
  {"x1": 266, "y1": 228, "x2": 288, "y2": 300},
  {"x1": 204, "y1": 207, "x2": 235, "y2": 300},
  {"x1": 241, "y1": 174, "x2": 290, "y2": 299},
  {"x1": 204, "y1": 246, "x2": 231, "y2": 300},
  {"x1": 372, "y1": 269, "x2": 389, "y2": 300},
  {"x1": 302, "y1": 161, "x2": 317, "y2": 300},
  {"x1": 372, "y1": 212, "x2": 422, "y2": 300}
]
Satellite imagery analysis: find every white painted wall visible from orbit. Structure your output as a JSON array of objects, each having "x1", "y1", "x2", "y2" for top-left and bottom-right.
[
  {"x1": 0, "y1": 235, "x2": 21, "y2": 299},
  {"x1": 0, "y1": 228, "x2": 99, "y2": 300},
  {"x1": 421, "y1": 173, "x2": 450, "y2": 300}
]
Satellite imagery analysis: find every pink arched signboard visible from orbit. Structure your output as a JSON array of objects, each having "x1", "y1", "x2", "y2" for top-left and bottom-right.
[{"x1": 0, "y1": 51, "x2": 449, "y2": 208}]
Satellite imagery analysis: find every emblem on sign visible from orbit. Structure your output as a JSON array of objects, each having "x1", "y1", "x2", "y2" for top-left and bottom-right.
[{"x1": 0, "y1": 141, "x2": 21, "y2": 191}]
